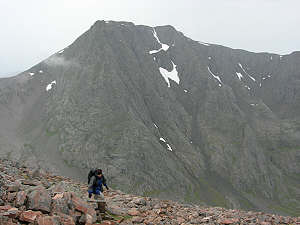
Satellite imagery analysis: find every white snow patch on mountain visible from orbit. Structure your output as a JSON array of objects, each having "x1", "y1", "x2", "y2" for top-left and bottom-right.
[
  {"x1": 29, "y1": 72, "x2": 35, "y2": 76},
  {"x1": 207, "y1": 66, "x2": 222, "y2": 85},
  {"x1": 198, "y1": 41, "x2": 210, "y2": 46},
  {"x1": 244, "y1": 85, "x2": 251, "y2": 90},
  {"x1": 159, "y1": 61, "x2": 180, "y2": 87},
  {"x1": 154, "y1": 123, "x2": 158, "y2": 128},
  {"x1": 262, "y1": 75, "x2": 272, "y2": 80},
  {"x1": 58, "y1": 49, "x2": 64, "y2": 54},
  {"x1": 160, "y1": 137, "x2": 166, "y2": 142},
  {"x1": 236, "y1": 72, "x2": 243, "y2": 80},
  {"x1": 39, "y1": 70, "x2": 43, "y2": 73},
  {"x1": 166, "y1": 144, "x2": 173, "y2": 151},
  {"x1": 184, "y1": 89, "x2": 188, "y2": 93},
  {"x1": 46, "y1": 80, "x2": 56, "y2": 91},
  {"x1": 149, "y1": 49, "x2": 160, "y2": 54},
  {"x1": 238, "y1": 63, "x2": 256, "y2": 82},
  {"x1": 149, "y1": 28, "x2": 170, "y2": 54}
]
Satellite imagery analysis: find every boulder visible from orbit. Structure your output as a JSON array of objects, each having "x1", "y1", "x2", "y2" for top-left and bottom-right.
[
  {"x1": 19, "y1": 210, "x2": 42, "y2": 223},
  {"x1": 22, "y1": 179, "x2": 42, "y2": 186},
  {"x1": 15, "y1": 191, "x2": 26, "y2": 207},
  {"x1": 2, "y1": 207, "x2": 20, "y2": 219},
  {"x1": 79, "y1": 213, "x2": 94, "y2": 225},
  {"x1": 6, "y1": 184, "x2": 19, "y2": 193},
  {"x1": 36, "y1": 215, "x2": 60, "y2": 225},
  {"x1": 71, "y1": 195, "x2": 96, "y2": 219},
  {"x1": 7, "y1": 193, "x2": 16, "y2": 203},
  {"x1": 0, "y1": 205, "x2": 13, "y2": 212},
  {"x1": 51, "y1": 194, "x2": 71, "y2": 215},
  {"x1": 26, "y1": 187, "x2": 51, "y2": 213},
  {"x1": 128, "y1": 208, "x2": 140, "y2": 216},
  {"x1": 56, "y1": 213, "x2": 75, "y2": 225}
]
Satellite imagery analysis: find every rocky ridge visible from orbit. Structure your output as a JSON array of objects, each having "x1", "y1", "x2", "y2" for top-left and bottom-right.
[{"x1": 1, "y1": 158, "x2": 300, "y2": 225}]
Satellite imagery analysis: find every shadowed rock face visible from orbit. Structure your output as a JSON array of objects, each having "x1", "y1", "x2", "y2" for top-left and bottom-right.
[{"x1": 0, "y1": 20, "x2": 299, "y2": 216}]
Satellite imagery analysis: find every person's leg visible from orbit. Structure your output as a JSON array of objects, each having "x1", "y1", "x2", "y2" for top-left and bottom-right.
[{"x1": 88, "y1": 189, "x2": 93, "y2": 198}]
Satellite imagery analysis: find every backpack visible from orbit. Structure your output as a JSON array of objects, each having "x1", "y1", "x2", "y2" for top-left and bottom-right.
[{"x1": 88, "y1": 168, "x2": 97, "y2": 184}]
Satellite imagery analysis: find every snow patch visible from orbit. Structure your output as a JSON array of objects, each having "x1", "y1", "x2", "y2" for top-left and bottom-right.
[
  {"x1": 198, "y1": 41, "x2": 210, "y2": 46},
  {"x1": 262, "y1": 75, "x2": 271, "y2": 80},
  {"x1": 29, "y1": 72, "x2": 35, "y2": 76},
  {"x1": 149, "y1": 28, "x2": 170, "y2": 54},
  {"x1": 238, "y1": 63, "x2": 256, "y2": 82},
  {"x1": 58, "y1": 49, "x2": 64, "y2": 54},
  {"x1": 207, "y1": 66, "x2": 222, "y2": 86},
  {"x1": 149, "y1": 49, "x2": 160, "y2": 54},
  {"x1": 184, "y1": 89, "x2": 188, "y2": 93},
  {"x1": 39, "y1": 70, "x2": 43, "y2": 73},
  {"x1": 159, "y1": 137, "x2": 173, "y2": 151},
  {"x1": 236, "y1": 72, "x2": 243, "y2": 80},
  {"x1": 244, "y1": 85, "x2": 251, "y2": 90},
  {"x1": 154, "y1": 123, "x2": 158, "y2": 128},
  {"x1": 208, "y1": 57, "x2": 212, "y2": 60},
  {"x1": 166, "y1": 144, "x2": 173, "y2": 151},
  {"x1": 46, "y1": 80, "x2": 56, "y2": 91},
  {"x1": 160, "y1": 137, "x2": 166, "y2": 142},
  {"x1": 159, "y1": 61, "x2": 180, "y2": 87}
]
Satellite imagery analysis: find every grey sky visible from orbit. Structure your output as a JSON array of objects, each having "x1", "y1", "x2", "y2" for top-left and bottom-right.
[{"x1": 1, "y1": 0, "x2": 299, "y2": 77}]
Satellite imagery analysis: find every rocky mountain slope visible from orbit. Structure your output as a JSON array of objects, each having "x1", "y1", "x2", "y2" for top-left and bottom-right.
[
  {"x1": 0, "y1": 20, "x2": 299, "y2": 216},
  {"x1": 1, "y1": 158, "x2": 300, "y2": 225}
]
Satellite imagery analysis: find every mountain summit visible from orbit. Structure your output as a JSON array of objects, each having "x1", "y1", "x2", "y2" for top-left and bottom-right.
[{"x1": 0, "y1": 20, "x2": 299, "y2": 216}]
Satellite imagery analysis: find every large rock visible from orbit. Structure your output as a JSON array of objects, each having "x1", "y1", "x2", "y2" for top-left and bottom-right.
[
  {"x1": 26, "y1": 187, "x2": 51, "y2": 213},
  {"x1": 56, "y1": 213, "x2": 75, "y2": 225},
  {"x1": 15, "y1": 191, "x2": 26, "y2": 207},
  {"x1": 71, "y1": 195, "x2": 96, "y2": 223},
  {"x1": 36, "y1": 215, "x2": 60, "y2": 225},
  {"x1": 19, "y1": 210, "x2": 42, "y2": 223},
  {"x1": 51, "y1": 193, "x2": 71, "y2": 215}
]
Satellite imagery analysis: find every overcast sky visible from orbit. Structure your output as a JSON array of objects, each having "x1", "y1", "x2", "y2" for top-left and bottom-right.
[{"x1": 0, "y1": 0, "x2": 299, "y2": 77}]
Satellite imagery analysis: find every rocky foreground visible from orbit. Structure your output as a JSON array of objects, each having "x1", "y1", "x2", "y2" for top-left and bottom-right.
[{"x1": 0, "y1": 158, "x2": 299, "y2": 225}]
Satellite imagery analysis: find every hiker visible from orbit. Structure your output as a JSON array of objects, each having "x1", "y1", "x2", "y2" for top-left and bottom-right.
[{"x1": 88, "y1": 169, "x2": 109, "y2": 199}]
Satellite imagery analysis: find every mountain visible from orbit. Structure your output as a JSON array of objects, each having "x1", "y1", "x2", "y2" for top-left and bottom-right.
[{"x1": 0, "y1": 20, "x2": 299, "y2": 216}]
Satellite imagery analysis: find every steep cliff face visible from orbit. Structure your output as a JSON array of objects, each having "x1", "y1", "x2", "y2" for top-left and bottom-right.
[{"x1": 0, "y1": 20, "x2": 299, "y2": 215}]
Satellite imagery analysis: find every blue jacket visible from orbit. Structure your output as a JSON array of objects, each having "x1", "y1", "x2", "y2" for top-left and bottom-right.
[{"x1": 88, "y1": 175, "x2": 108, "y2": 194}]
